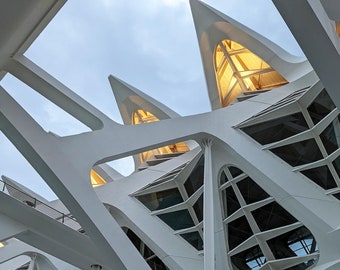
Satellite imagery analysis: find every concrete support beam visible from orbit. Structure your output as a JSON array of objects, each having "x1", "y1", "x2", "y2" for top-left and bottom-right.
[
  {"x1": 5, "y1": 56, "x2": 107, "y2": 130},
  {"x1": 273, "y1": 0, "x2": 340, "y2": 110},
  {"x1": 202, "y1": 139, "x2": 215, "y2": 270}
]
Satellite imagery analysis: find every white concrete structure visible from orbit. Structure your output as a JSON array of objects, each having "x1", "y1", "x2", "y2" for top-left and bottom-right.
[{"x1": 1, "y1": 0, "x2": 340, "y2": 269}]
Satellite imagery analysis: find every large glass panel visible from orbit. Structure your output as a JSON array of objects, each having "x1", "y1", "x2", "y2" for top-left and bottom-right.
[
  {"x1": 220, "y1": 171, "x2": 229, "y2": 185},
  {"x1": 300, "y1": 166, "x2": 337, "y2": 190},
  {"x1": 193, "y1": 195, "x2": 203, "y2": 222},
  {"x1": 125, "y1": 228, "x2": 169, "y2": 270},
  {"x1": 267, "y1": 226, "x2": 317, "y2": 260},
  {"x1": 230, "y1": 245, "x2": 265, "y2": 270},
  {"x1": 307, "y1": 89, "x2": 335, "y2": 124},
  {"x1": 137, "y1": 188, "x2": 183, "y2": 211},
  {"x1": 332, "y1": 155, "x2": 340, "y2": 177},
  {"x1": 229, "y1": 166, "x2": 243, "y2": 178},
  {"x1": 158, "y1": 209, "x2": 194, "y2": 231},
  {"x1": 241, "y1": 113, "x2": 309, "y2": 145},
  {"x1": 237, "y1": 177, "x2": 269, "y2": 204},
  {"x1": 222, "y1": 186, "x2": 241, "y2": 217},
  {"x1": 228, "y1": 216, "x2": 253, "y2": 250},
  {"x1": 180, "y1": 231, "x2": 203, "y2": 250},
  {"x1": 251, "y1": 202, "x2": 297, "y2": 232},
  {"x1": 320, "y1": 117, "x2": 340, "y2": 154},
  {"x1": 132, "y1": 110, "x2": 189, "y2": 163},
  {"x1": 332, "y1": 193, "x2": 340, "y2": 200},
  {"x1": 184, "y1": 156, "x2": 204, "y2": 197},
  {"x1": 270, "y1": 139, "x2": 323, "y2": 167},
  {"x1": 214, "y1": 40, "x2": 287, "y2": 107}
]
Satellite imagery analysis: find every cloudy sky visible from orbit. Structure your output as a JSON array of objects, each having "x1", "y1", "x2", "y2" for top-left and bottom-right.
[{"x1": 0, "y1": 0, "x2": 303, "y2": 200}]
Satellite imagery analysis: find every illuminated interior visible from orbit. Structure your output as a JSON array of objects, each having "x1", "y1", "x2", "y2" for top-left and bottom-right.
[
  {"x1": 132, "y1": 110, "x2": 189, "y2": 163},
  {"x1": 0, "y1": 242, "x2": 4, "y2": 248},
  {"x1": 90, "y1": 170, "x2": 106, "y2": 188},
  {"x1": 214, "y1": 40, "x2": 288, "y2": 107},
  {"x1": 336, "y1": 22, "x2": 340, "y2": 37}
]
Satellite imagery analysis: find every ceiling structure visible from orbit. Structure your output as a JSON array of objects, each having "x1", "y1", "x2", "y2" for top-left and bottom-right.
[{"x1": 1, "y1": 0, "x2": 340, "y2": 270}]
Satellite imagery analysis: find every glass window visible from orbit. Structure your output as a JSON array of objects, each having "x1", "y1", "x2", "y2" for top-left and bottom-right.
[
  {"x1": 125, "y1": 228, "x2": 169, "y2": 270},
  {"x1": 267, "y1": 226, "x2": 317, "y2": 260},
  {"x1": 221, "y1": 186, "x2": 241, "y2": 217},
  {"x1": 307, "y1": 89, "x2": 335, "y2": 124},
  {"x1": 333, "y1": 155, "x2": 340, "y2": 176},
  {"x1": 228, "y1": 216, "x2": 253, "y2": 250},
  {"x1": 332, "y1": 193, "x2": 340, "y2": 200},
  {"x1": 320, "y1": 117, "x2": 340, "y2": 154},
  {"x1": 214, "y1": 40, "x2": 287, "y2": 107},
  {"x1": 237, "y1": 177, "x2": 269, "y2": 204},
  {"x1": 137, "y1": 188, "x2": 183, "y2": 211},
  {"x1": 184, "y1": 156, "x2": 204, "y2": 197},
  {"x1": 180, "y1": 231, "x2": 203, "y2": 250},
  {"x1": 300, "y1": 166, "x2": 337, "y2": 190},
  {"x1": 230, "y1": 245, "x2": 265, "y2": 270},
  {"x1": 220, "y1": 171, "x2": 229, "y2": 185},
  {"x1": 193, "y1": 195, "x2": 203, "y2": 222},
  {"x1": 132, "y1": 110, "x2": 189, "y2": 163},
  {"x1": 229, "y1": 166, "x2": 243, "y2": 178},
  {"x1": 251, "y1": 202, "x2": 297, "y2": 232},
  {"x1": 270, "y1": 139, "x2": 323, "y2": 167},
  {"x1": 242, "y1": 113, "x2": 309, "y2": 145},
  {"x1": 158, "y1": 209, "x2": 194, "y2": 231}
]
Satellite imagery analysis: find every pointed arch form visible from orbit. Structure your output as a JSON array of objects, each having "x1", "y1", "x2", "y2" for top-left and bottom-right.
[
  {"x1": 215, "y1": 40, "x2": 288, "y2": 107},
  {"x1": 109, "y1": 75, "x2": 197, "y2": 169},
  {"x1": 190, "y1": 0, "x2": 311, "y2": 110},
  {"x1": 132, "y1": 109, "x2": 189, "y2": 163}
]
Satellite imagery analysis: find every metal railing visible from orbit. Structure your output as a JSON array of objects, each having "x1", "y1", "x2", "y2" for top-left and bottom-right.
[{"x1": 0, "y1": 179, "x2": 78, "y2": 227}]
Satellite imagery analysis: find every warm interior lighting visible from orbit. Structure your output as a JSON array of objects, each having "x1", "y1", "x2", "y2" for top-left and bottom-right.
[
  {"x1": 132, "y1": 110, "x2": 189, "y2": 163},
  {"x1": 0, "y1": 242, "x2": 4, "y2": 248},
  {"x1": 90, "y1": 170, "x2": 106, "y2": 188},
  {"x1": 336, "y1": 22, "x2": 340, "y2": 37},
  {"x1": 214, "y1": 40, "x2": 288, "y2": 107}
]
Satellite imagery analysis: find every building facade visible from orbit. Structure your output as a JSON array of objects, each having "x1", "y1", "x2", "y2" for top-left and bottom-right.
[{"x1": 1, "y1": 0, "x2": 340, "y2": 269}]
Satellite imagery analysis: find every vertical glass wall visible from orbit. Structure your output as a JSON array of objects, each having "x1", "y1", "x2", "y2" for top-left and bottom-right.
[
  {"x1": 241, "y1": 87, "x2": 340, "y2": 199},
  {"x1": 135, "y1": 155, "x2": 204, "y2": 251},
  {"x1": 214, "y1": 40, "x2": 287, "y2": 107},
  {"x1": 219, "y1": 166, "x2": 318, "y2": 270},
  {"x1": 123, "y1": 227, "x2": 169, "y2": 270}
]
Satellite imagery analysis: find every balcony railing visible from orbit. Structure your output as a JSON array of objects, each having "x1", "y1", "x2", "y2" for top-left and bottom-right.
[{"x1": 0, "y1": 179, "x2": 79, "y2": 228}]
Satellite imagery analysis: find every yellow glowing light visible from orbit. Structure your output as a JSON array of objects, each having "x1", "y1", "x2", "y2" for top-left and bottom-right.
[
  {"x1": 90, "y1": 170, "x2": 106, "y2": 188},
  {"x1": 132, "y1": 110, "x2": 189, "y2": 163},
  {"x1": 336, "y1": 22, "x2": 340, "y2": 37},
  {"x1": 0, "y1": 242, "x2": 4, "y2": 248},
  {"x1": 214, "y1": 40, "x2": 288, "y2": 107}
]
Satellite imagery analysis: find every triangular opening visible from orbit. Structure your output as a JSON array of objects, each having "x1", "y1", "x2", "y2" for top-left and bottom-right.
[{"x1": 1, "y1": 74, "x2": 91, "y2": 136}]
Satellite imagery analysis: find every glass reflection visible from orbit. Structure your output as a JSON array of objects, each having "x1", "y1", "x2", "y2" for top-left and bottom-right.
[
  {"x1": 301, "y1": 166, "x2": 336, "y2": 190},
  {"x1": 251, "y1": 202, "x2": 297, "y2": 231},
  {"x1": 242, "y1": 113, "x2": 309, "y2": 145},
  {"x1": 137, "y1": 188, "x2": 183, "y2": 211},
  {"x1": 270, "y1": 139, "x2": 323, "y2": 167},
  {"x1": 307, "y1": 89, "x2": 335, "y2": 124}
]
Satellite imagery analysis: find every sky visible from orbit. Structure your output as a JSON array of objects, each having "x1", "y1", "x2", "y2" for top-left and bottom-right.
[{"x1": 0, "y1": 0, "x2": 303, "y2": 200}]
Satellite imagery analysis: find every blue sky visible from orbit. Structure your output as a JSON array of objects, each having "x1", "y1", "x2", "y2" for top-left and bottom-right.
[{"x1": 0, "y1": 0, "x2": 303, "y2": 200}]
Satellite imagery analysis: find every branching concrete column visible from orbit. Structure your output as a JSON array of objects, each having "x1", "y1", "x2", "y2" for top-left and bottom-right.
[{"x1": 202, "y1": 138, "x2": 215, "y2": 270}]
